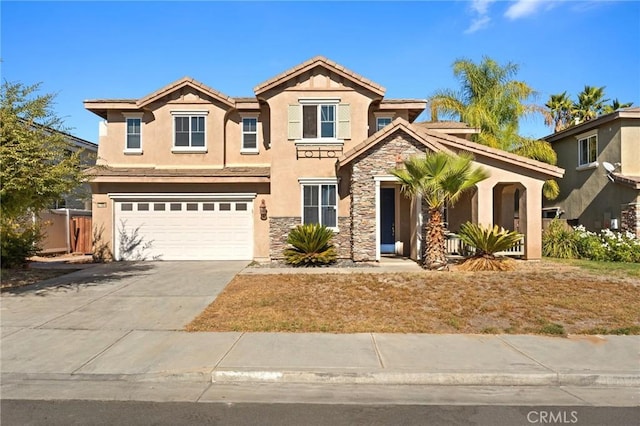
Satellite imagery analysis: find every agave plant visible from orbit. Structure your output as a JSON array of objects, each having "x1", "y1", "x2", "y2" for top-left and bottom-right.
[
  {"x1": 283, "y1": 223, "x2": 337, "y2": 267},
  {"x1": 457, "y1": 222, "x2": 523, "y2": 271}
]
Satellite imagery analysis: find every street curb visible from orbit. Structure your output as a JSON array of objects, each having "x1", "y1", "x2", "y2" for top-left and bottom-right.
[{"x1": 211, "y1": 370, "x2": 640, "y2": 387}]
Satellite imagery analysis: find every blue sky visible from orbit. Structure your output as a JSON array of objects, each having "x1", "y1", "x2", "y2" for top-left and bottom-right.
[{"x1": 2, "y1": 1, "x2": 639, "y2": 143}]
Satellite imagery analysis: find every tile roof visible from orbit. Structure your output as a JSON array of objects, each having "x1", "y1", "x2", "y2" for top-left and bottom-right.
[
  {"x1": 137, "y1": 77, "x2": 235, "y2": 108},
  {"x1": 338, "y1": 118, "x2": 564, "y2": 179},
  {"x1": 254, "y1": 56, "x2": 385, "y2": 96},
  {"x1": 86, "y1": 166, "x2": 270, "y2": 178}
]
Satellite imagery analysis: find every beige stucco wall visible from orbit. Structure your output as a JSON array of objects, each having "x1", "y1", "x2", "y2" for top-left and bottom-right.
[
  {"x1": 97, "y1": 88, "x2": 271, "y2": 169},
  {"x1": 621, "y1": 118, "x2": 640, "y2": 175},
  {"x1": 258, "y1": 70, "x2": 372, "y2": 219}
]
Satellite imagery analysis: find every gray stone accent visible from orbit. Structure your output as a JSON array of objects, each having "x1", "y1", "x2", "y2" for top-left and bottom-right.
[
  {"x1": 269, "y1": 216, "x2": 351, "y2": 260},
  {"x1": 350, "y1": 131, "x2": 428, "y2": 262},
  {"x1": 621, "y1": 203, "x2": 640, "y2": 238}
]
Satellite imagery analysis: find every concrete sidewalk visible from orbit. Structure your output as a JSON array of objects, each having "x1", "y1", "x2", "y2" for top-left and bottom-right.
[{"x1": 1, "y1": 261, "x2": 639, "y2": 404}]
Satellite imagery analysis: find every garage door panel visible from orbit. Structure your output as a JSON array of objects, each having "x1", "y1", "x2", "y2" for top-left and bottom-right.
[{"x1": 115, "y1": 199, "x2": 254, "y2": 261}]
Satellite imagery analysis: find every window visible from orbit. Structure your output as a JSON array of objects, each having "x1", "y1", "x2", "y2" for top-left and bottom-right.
[
  {"x1": 241, "y1": 117, "x2": 258, "y2": 153},
  {"x1": 203, "y1": 203, "x2": 215, "y2": 211},
  {"x1": 301, "y1": 182, "x2": 337, "y2": 228},
  {"x1": 376, "y1": 117, "x2": 392, "y2": 131},
  {"x1": 219, "y1": 203, "x2": 231, "y2": 211},
  {"x1": 170, "y1": 203, "x2": 182, "y2": 211},
  {"x1": 137, "y1": 203, "x2": 149, "y2": 211},
  {"x1": 154, "y1": 203, "x2": 166, "y2": 211},
  {"x1": 123, "y1": 113, "x2": 143, "y2": 153},
  {"x1": 121, "y1": 203, "x2": 133, "y2": 211},
  {"x1": 171, "y1": 111, "x2": 208, "y2": 151},
  {"x1": 303, "y1": 104, "x2": 336, "y2": 139},
  {"x1": 289, "y1": 100, "x2": 349, "y2": 141},
  {"x1": 186, "y1": 203, "x2": 198, "y2": 211},
  {"x1": 578, "y1": 134, "x2": 597, "y2": 167}
]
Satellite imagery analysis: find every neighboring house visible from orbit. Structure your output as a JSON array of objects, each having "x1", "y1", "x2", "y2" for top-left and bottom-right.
[
  {"x1": 543, "y1": 107, "x2": 640, "y2": 237},
  {"x1": 33, "y1": 124, "x2": 98, "y2": 253},
  {"x1": 84, "y1": 56, "x2": 563, "y2": 262}
]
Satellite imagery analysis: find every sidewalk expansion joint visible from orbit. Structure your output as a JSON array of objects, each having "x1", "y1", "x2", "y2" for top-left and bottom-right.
[
  {"x1": 370, "y1": 333, "x2": 385, "y2": 369},
  {"x1": 496, "y1": 335, "x2": 558, "y2": 374},
  {"x1": 70, "y1": 329, "x2": 134, "y2": 375}
]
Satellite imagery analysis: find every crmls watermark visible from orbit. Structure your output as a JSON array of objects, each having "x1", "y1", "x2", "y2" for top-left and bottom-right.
[{"x1": 527, "y1": 410, "x2": 579, "y2": 424}]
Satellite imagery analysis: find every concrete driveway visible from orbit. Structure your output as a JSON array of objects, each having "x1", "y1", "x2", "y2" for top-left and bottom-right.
[
  {"x1": 1, "y1": 261, "x2": 247, "y2": 379},
  {"x1": 2, "y1": 261, "x2": 246, "y2": 331}
]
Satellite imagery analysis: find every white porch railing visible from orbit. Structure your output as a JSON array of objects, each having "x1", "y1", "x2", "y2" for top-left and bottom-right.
[{"x1": 445, "y1": 233, "x2": 525, "y2": 257}]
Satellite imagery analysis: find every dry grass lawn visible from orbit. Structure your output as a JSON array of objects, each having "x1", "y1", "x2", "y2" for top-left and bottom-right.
[{"x1": 187, "y1": 260, "x2": 640, "y2": 335}]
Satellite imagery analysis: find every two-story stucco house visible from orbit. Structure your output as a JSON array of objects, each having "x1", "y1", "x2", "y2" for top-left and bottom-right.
[
  {"x1": 543, "y1": 107, "x2": 640, "y2": 237},
  {"x1": 84, "y1": 56, "x2": 563, "y2": 262}
]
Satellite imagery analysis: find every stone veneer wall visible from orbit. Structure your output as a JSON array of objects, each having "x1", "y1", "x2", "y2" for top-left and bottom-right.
[
  {"x1": 269, "y1": 216, "x2": 352, "y2": 260},
  {"x1": 350, "y1": 131, "x2": 428, "y2": 262},
  {"x1": 621, "y1": 203, "x2": 640, "y2": 238}
]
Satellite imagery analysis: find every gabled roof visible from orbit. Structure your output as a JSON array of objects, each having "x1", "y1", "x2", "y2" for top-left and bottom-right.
[
  {"x1": 254, "y1": 56, "x2": 386, "y2": 97},
  {"x1": 137, "y1": 77, "x2": 235, "y2": 108},
  {"x1": 339, "y1": 118, "x2": 564, "y2": 179},
  {"x1": 339, "y1": 118, "x2": 451, "y2": 166},
  {"x1": 544, "y1": 107, "x2": 640, "y2": 142}
]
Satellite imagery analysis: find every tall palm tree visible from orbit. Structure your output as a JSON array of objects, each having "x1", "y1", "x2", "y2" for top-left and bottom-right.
[
  {"x1": 391, "y1": 151, "x2": 489, "y2": 270},
  {"x1": 602, "y1": 98, "x2": 633, "y2": 114},
  {"x1": 573, "y1": 85, "x2": 608, "y2": 123},
  {"x1": 429, "y1": 56, "x2": 559, "y2": 199},
  {"x1": 544, "y1": 91, "x2": 574, "y2": 132}
]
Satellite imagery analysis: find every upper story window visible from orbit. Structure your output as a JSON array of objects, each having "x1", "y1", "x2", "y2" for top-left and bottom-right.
[
  {"x1": 376, "y1": 117, "x2": 392, "y2": 131},
  {"x1": 171, "y1": 111, "x2": 208, "y2": 153},
  {"x1": 123, "y1": 113, "x2": 143, "y2": 154},
  {"x1": 241, "y1": 115, "x2": 259, "y2": 154},
  {"x1": 303, "y1": 104, "x2": 335, "y2": 139},
  {"x1": 577, "y1": 133, "x2": 597, "y2": 167},
  {"x1": 299, "y1": 178, "x2": 338, "y2": 229},
  {"x1": 289, "y1": 99, "x2": 350, "y2": 143}
]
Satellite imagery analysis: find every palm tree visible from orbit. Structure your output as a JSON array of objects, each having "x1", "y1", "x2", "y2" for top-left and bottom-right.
[
  {"x1": 573, "y1": 85, "x2": 608, "y2": 123},
  {"x1": 602, "y1": 98, "x2": 633, "y2": 115},
  {"x1": 429, "y1": 57, "x2": 559, "y2": 200},
  {"x1": 545, "y1": 91, "x2": 574, "y2": 132},
  {"x1": 391, "y1": 151, "x2": 489, "y2": 270}
]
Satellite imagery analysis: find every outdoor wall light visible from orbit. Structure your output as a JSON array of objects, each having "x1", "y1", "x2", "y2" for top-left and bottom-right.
[{"x1": 259, "y1": 199, "x2": 268, "y2": 220}]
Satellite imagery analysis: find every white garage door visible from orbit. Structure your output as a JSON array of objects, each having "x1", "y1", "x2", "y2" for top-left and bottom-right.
[{"x1": 114, "y1": 198, "x2": 253, "y2": 261}]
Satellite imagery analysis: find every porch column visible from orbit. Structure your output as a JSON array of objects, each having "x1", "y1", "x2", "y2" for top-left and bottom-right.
[
  {"x1": 521, "y1": 180, "x2": 544, "y2": 260},
  {"x1": 474, "y1": 181, "x2": 494, "y2": 228}
]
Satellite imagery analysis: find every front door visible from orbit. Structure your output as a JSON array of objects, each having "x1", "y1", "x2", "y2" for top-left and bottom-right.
[{"x1": 380, "y1": 187, "x2": 395, "y2": 254}]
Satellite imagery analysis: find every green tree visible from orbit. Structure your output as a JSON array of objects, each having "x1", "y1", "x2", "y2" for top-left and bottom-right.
[
  {"x1": 544, "y1": 91, "x2": 574, "y2": 132},
  {"x1": 429, "y1": 57, "x2": 559, "y2": 200},
  {"x1": 573, "y1": 85, "x2": 608, "y2": 123},
  {"x1": 391, "y1": 151, "x2": 489, "y2": 270},
  {"x1": 602, "y1": 98, "x2": 633, "y2": 114},
  {"x1": 1, "y1": 81, "x2": 86, "y2": 266}
]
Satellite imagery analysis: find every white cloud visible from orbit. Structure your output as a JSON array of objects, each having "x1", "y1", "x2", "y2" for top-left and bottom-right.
[
  {"x1": 465, "y1": 0, "x2": 496, "y2": 33},
  {"x1": 465, "y1": 15, "x2": 492, "y2": 34},
  {"x1": 505, "y1": 0, "x2": 554, "y2": 20}
]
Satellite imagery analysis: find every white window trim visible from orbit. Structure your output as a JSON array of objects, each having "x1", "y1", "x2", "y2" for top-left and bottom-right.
[
  {"x1": 240, "y1": 113, "x2": 260, "y2": 154},
  {"x1": 375, "y1": 116, "x2": 393, "y2": 132},
  {"x1": 298, "y1": 177, "x2": 339, "y2": 231},
  {"x1": 296, "y1": 98, "x2": 342, "y2": 144},
  {"x1": 171, "y1": 111, "x2": 209, "y2": 153},
  {"x1": 123, "y1": 113, "x2": 144, "y2": 154},
  {"x1": 576, "y1": 131, "x2": 598, "y2": 169}
]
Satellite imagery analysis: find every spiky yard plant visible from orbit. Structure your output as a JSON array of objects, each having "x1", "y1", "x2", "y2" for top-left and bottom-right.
[
  {"x1": 541, "y1": 219, "x2": 579, "y2": 259},
  {"x1": 284, "y1": 223, "x2": 337, "y2": 267},
  {"x1": 457, "y1": 223, "x2": 523, "y2": 271}
]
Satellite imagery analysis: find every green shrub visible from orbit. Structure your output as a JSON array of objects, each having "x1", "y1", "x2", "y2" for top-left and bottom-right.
[
  {"x1": 1, "y1": 216, "x2": 43, "y2": 268},
  {"x1": 542, "y1": 220, "x2": 579, "y2": 259},
  {"x1": 457, "y1": 223, "x2": 523, "y2": 271},
  {"x1": 283, "y1": 223, "x2": 337, "y2": 267}
]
